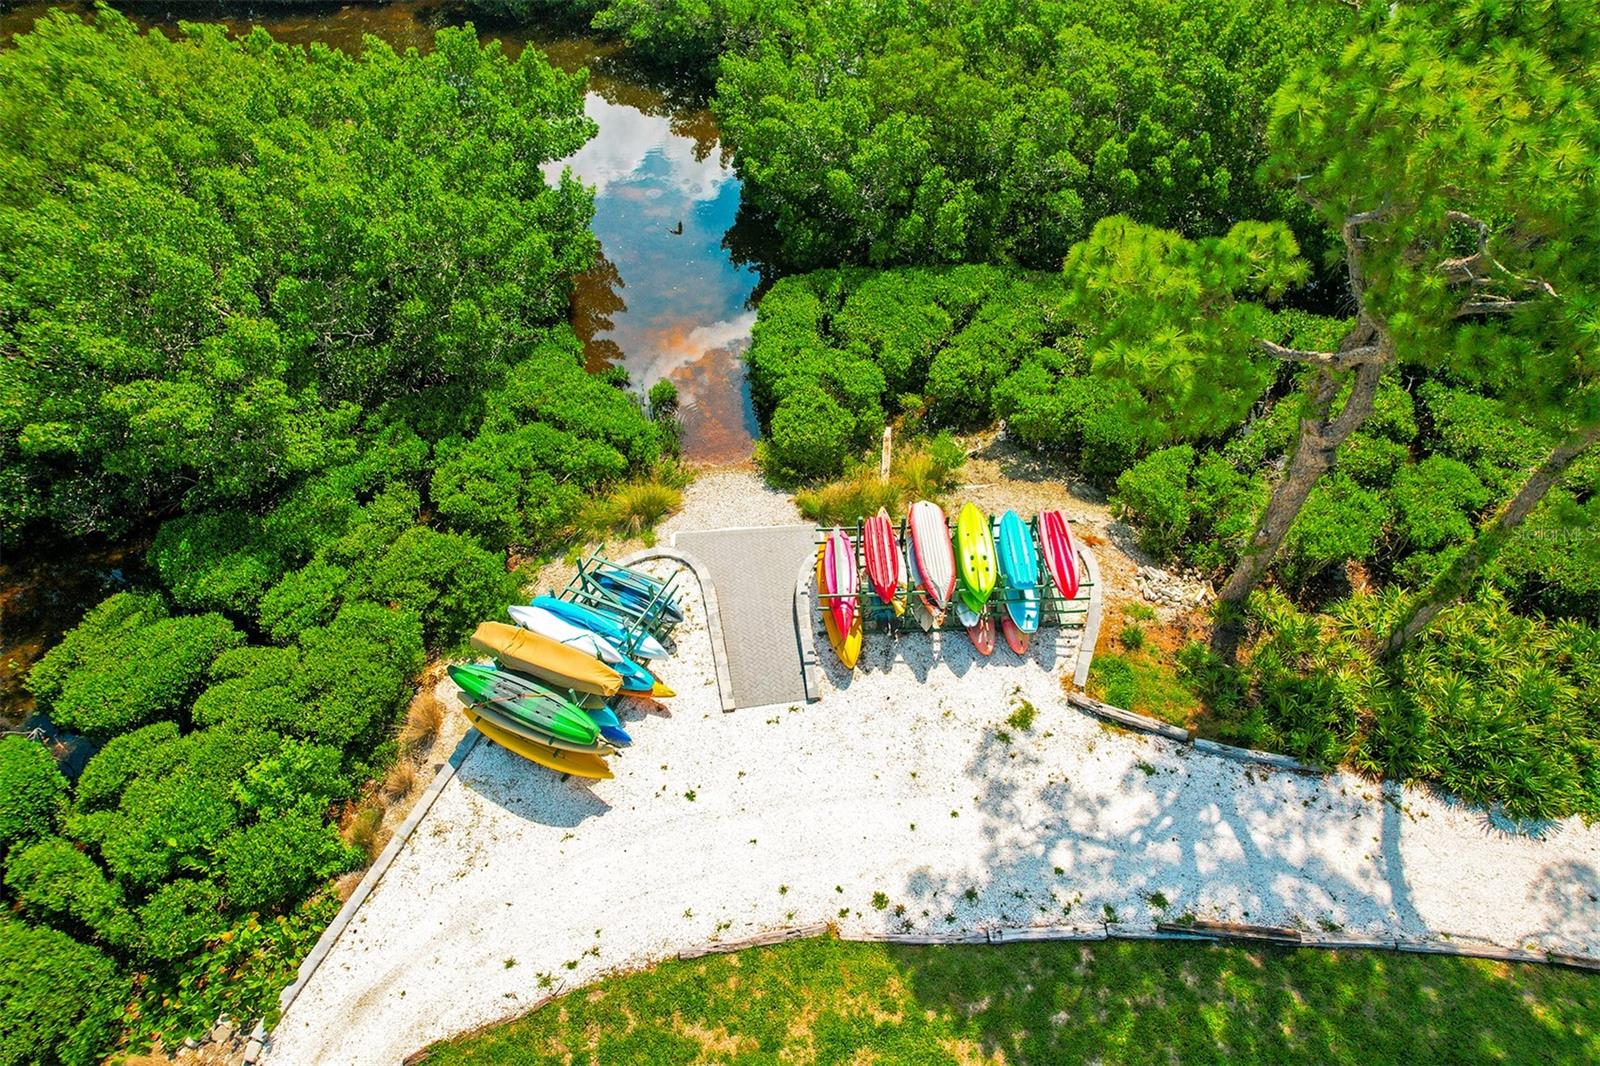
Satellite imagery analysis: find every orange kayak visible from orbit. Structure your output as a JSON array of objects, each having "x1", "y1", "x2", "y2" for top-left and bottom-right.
[{"x1": 470, "y1": 621, "x2": 623, "y2": 697}]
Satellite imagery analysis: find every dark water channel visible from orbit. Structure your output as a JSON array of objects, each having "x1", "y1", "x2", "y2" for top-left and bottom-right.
[{"x1": 0, "y1": 1, "x2": 763, "y2": 724}]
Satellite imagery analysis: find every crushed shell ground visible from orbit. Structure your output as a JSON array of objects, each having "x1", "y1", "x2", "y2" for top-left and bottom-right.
[{"x1": 266, "y1": 550, "x2": 1600, "y2": 1065}]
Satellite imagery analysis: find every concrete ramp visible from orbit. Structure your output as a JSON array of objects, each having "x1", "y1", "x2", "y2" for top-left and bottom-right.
[{"x1": 673, "y1": 525, "x2": 816, "y2": 709}]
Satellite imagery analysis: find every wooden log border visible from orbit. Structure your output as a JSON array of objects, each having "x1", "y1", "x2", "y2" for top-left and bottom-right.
[{"x1": 1065, "y1": 692, "x2": 1323, "y2": 775}]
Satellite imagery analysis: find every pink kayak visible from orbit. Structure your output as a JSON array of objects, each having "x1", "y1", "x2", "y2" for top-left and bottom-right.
[
  {"x1": 907, "y1": 500, "x2": 956, "y2": 612},
  {"x1": 862, "y1": 508, "x2": 905, "y2": 613},
  {"x1": 823, "y1": 527, "x2": 858, "y2": 635},
  {"x1": 1038, "y1": 510, "x2": 1079, "y2": 600}
]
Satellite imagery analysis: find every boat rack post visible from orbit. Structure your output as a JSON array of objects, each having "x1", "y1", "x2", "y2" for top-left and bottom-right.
[{"x1": 562, "y1": 552, "x2": 682, "y2": 648}]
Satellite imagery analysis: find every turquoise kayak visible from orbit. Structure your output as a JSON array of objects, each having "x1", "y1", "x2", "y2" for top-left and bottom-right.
[
  {"x1": 996, "y1": 510, "x2": 1040, "y2": 634},
  {"x1": 530, "y1": 596, "x2": 669, "y2": 659}
]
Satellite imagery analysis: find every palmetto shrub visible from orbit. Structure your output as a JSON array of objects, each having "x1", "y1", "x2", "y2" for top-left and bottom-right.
[{"x1": 1190, "y1": 588, "x2": 1600, "y2": 822}]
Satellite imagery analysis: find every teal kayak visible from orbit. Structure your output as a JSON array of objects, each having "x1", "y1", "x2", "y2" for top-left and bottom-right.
[
  {"x1": 530, "y1": 596, "x2": 669, "y2": 659},
  {"x1": 996, "y1": 510, "x2": 1040, "y2": 634}
]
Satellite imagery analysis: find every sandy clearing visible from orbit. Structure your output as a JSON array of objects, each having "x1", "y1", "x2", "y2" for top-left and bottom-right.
[{"x1": 264, "y1": 551, "x2": 1600, "y2": 1065}]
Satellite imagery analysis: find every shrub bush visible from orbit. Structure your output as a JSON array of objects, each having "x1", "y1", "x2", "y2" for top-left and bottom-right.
[
  {"x1": 256, "y1": 558, "x2": 350, "y2": 643},
  {"x1": 135, "y1": 879, "x2": 224, "y2": 965},
  {"x1": 1279, "y1": 474, "x2": 1388, "y2": 589},
  {"x1": 220, "y1": 813, "x2": 361, "y2": 913},
  {"x1": 1492, "y1": 492, "x2": 1600, "y2": 620},
  {"x1": 1391, "y1": 456, "x2": 1491, "y2": 553},
  {"x1": 356, "y1": 527, "x2": 517, "y2": 651},
  {"x1": 0, "y1": 917, "x2": 129, "y2": 1066},
  {"x1": 1113, "y1": 446, "x2": 1196, "y2": 559},
  {"x1": 28, "y1": 595, "x2": 242, "y2": 739},
  {"x1": 763, "y1": 388, "x2": 856, "y2": 484},
  {"x1": 149, "y1": 512, "x2": 288, "y2": 616},
  {"x1": 430, "y1": 424, "x2": 628, "y2": 549},
  {"x1": 0, "y1": 737, "x2": 67, "y2": 860},
  {"x1": 195, "y1": 605, "x2": 423, "y2": 751},
  {"x1": 3, "y1": 838, "x2": 133, "y2": 950},
  {"x1": 233, "y1": 740, "x2": 351, "y2": 819},
  {"x1": 73, "y1": 722, "x2": 183, "y2": 813},
  {"x1": 1216, "y1": 589, "x2": 1600, "y2": 821}
]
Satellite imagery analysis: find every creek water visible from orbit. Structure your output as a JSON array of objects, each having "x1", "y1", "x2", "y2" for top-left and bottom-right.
[
  {"x1": 0, "y1": 0, "x2": 763, "y2": 463},
  {"x1": 0, "y1": 2, "x2": 762, "y2": 724}
]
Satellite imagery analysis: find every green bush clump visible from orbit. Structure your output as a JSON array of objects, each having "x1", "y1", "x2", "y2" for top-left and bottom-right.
[
  {"x1": 195, "y1": 604, "x2": 423, "y2": 751},
  {"x1": 219, "y1": 813, "x2": 361, "y2": 914},
  {"x1": 1391, "y1": 457, "x2": 1491, "y2": 553},
  {"x1": 431, "y1": 424, "x2": 628, "y2": 549},
  {"x1": 1113, "y1": 446, "x2": 1196, "y2": 559},
  {"x1": 233, "y1": 740, "x2": 352, "y2": 819},
  {"x1": 3, "y1": 838, "x2": 134, "y2": 950},
  {"x1": 1491, "y1": 492, "x2": 1600, "y2": 620},
  {"x1": 255, "y1": 558, "x2": 350, "y2": 643},
  {"x1": 135, "y1": 880, "x2": 225, "y2": 965},
  {"x1": 73, "y1": 722, "x2": 183, "y2": 813},
  {"x1": 1279, "y1": 475, "x2": 1388, "y2": 589},
  {"x1": 0, "y1": 917, "x2": 129, "y2": 1066},
  {"x1": 149, "y1": 512, "x2": 290, "y2": 617},
  {"x1": 27, "y1": 594, "x2": 242, "y2": 739},
  {"x1": 762, "y1": 387, "x2": 857, "y2": 484},
  {"x1": 356, "y1": 528, "x2": 517, "y2": 651},
  {"x1": 1418, "y1": 382, "x2": 1549, "y2": 496},
  {"x1": 0, "y1": 737, "x2": 68, "y2": 860},
  {"x1": 1197, "y1": 589, "x2": 1600, "y2": 822}
]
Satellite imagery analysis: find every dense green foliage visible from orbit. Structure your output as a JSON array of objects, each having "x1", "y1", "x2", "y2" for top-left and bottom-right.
[
  {"x1": 0, "y1": 737, "x2": 68, "y2": 861},
  {"x1": 1182, "y1": 589, "x2": 1600, "y2": 822},
  {"x1": 426, "y1": 935, "x2": 1600, "y2": 1064},
  {"x1": 0, "y1": 13, "x2": 664, "y2": 1060},
  {"x1": 0, "y1": 917, "x2": 130, "y2": 1066}
]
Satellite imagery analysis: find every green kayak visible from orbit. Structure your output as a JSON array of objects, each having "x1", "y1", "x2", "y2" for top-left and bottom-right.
[{"x1": 449, "y1": 663, "x2": 599, "y2": 746}]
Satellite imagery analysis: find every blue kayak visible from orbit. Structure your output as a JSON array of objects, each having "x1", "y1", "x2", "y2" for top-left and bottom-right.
[
  {"x1": 593, "y1": 571, "x2": 683, "y2": 625},
  {"x1": 530, "y1": 596, "x2": 668, "y2": 659},
  {"x1": 996, "y1": 510, "x2": 1041, "y2": 634},
  {"x1": 583, "y1": 703, "x2": 632, "y2": 746}
]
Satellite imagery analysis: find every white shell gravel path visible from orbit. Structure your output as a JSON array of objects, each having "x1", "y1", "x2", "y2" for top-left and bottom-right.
[{"x1": 264, "y1": 552, "x2": 1600, "y2": 1065}]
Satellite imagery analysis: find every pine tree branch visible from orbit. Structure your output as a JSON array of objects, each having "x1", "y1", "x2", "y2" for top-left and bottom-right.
[{"x1": 1255, "y1": 339, "x2": 1387, "y2": 367}]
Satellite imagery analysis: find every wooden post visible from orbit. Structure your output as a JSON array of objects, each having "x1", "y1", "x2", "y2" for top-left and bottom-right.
[{"x1": 879, "y1": 426, "x2": 892, "y2": 483}]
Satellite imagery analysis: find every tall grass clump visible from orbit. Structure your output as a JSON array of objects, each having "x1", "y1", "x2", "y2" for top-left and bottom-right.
[
  {"x1": 796, "y1": 435, "x2": 965, "y2": 526},
  {"x1": 583, "y1": 473, "x2": 686, "y2": 539}
]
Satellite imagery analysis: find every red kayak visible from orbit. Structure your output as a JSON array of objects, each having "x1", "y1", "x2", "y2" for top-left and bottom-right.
[
  {"x1": 1000, "y1": 613, "x2": 1031, "y2": 655},
  {"x1": 1038, "y1": 510, "x2": 1079, "y2": 600},
  {"x1": 823, "y1": 527, "x2": 858, "y2": 635},
  {"x1": 862, "y1": 508, "x2": 905, "y2": 614}
]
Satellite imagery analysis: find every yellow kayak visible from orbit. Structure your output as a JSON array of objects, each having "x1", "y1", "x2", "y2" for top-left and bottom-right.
[
  {"x1": 464, "y1": 706, "x2": 614, "y2": 780},
  {"x1": 816, "y1": 549, "x2": 862, "y2": 669},
  {"x1": 470, "y1": 621, "x2": 623, "y2": 697},
  {"x1": 955, "y1": 502, "x2": 997, "y2": 606}
]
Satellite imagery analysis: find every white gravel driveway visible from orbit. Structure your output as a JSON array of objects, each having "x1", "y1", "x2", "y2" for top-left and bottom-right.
[{"x1": 264, "y1": 557, "x2": 1600, "y2": 1064}]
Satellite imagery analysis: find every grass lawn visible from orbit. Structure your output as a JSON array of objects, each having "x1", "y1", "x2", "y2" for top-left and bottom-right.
[{"x1": 418, "y1": 936, "x2": 1600, "y2": 1064}]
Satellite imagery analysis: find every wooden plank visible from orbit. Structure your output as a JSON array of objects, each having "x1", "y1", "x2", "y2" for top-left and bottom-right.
[
  {"x1": 1163, "y1": 920, "x2": 1302, "y2": 944},
  {"x1": 1066, "y1": 693, "x2": 1191, "y2": 743},
  {"x1": 678, "y1": 923, "x2": 829, "y2": 960},
  {"x1": 1547, "y1": 951, "x2": 1600, "y2": 973},
  {"x1": 989, "y1": 926, "x2": 1107, "y2": 944}
]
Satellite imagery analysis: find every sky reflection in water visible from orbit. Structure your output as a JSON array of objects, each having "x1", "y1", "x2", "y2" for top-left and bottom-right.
[{"x1": 552, "y1": 95, "x2": 761, "y2": 463}]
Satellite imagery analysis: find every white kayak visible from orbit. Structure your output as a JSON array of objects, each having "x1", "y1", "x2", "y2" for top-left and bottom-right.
[{"x1": 507, "y1": 604, "x2": 624, "y2": 664}]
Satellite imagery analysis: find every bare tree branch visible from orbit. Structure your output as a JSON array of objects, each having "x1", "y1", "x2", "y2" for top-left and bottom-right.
[{"x1": 1256, "y1": 338, "x2": 1388, "y2": 367}]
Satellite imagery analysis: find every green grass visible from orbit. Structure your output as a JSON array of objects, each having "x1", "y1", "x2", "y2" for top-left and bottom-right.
[
  {"x1": 1087, "y1": 650, "x2": 1200, "y2": 727},
  {"x1": 421, "y1": 936, "x2": 1600, "y2": 1064}
]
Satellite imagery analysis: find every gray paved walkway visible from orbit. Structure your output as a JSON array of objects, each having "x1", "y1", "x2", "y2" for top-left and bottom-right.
[{"x1": 674, "y1": 525, "x2": 816, "y2": 709}]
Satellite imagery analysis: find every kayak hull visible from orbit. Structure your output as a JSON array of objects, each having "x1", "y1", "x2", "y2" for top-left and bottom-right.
[
  {"x1": 508, "y1": 604, "x2": 624, "y2": 664},
  {"x1": 817, "y1": 550, "x2": 862, "y2": 668},
  {"x1": 955, "y1": 503, "x2": 997, "y2": 608},
  {"x1": 823, "y1": 527, "x2": 858, "y2": 635},
  {"x1": 907, "y1": 501, "x2": 956, "y2": 612},
  {"x1": 1000, "y1": 612, "x2": 1031, "y2": 655},
  {"x1": 471, "y1": 621, "x2": 623, "y2": 698},
  {"x1": 529, "y1": 596, "x2": 669, "y2": 660},
  {"x1": 862, "y1": 509, "x2": 905, "y2": 614},
  {"x1": 449, "y1": 663, "x2": 599, "y2": 745},
  {"x1": 1038, "y1": 511, "x2": 1080, "y2": 602},
  {"x1": 465, "y1": 706, "x2": 614, "y2": 779}
]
